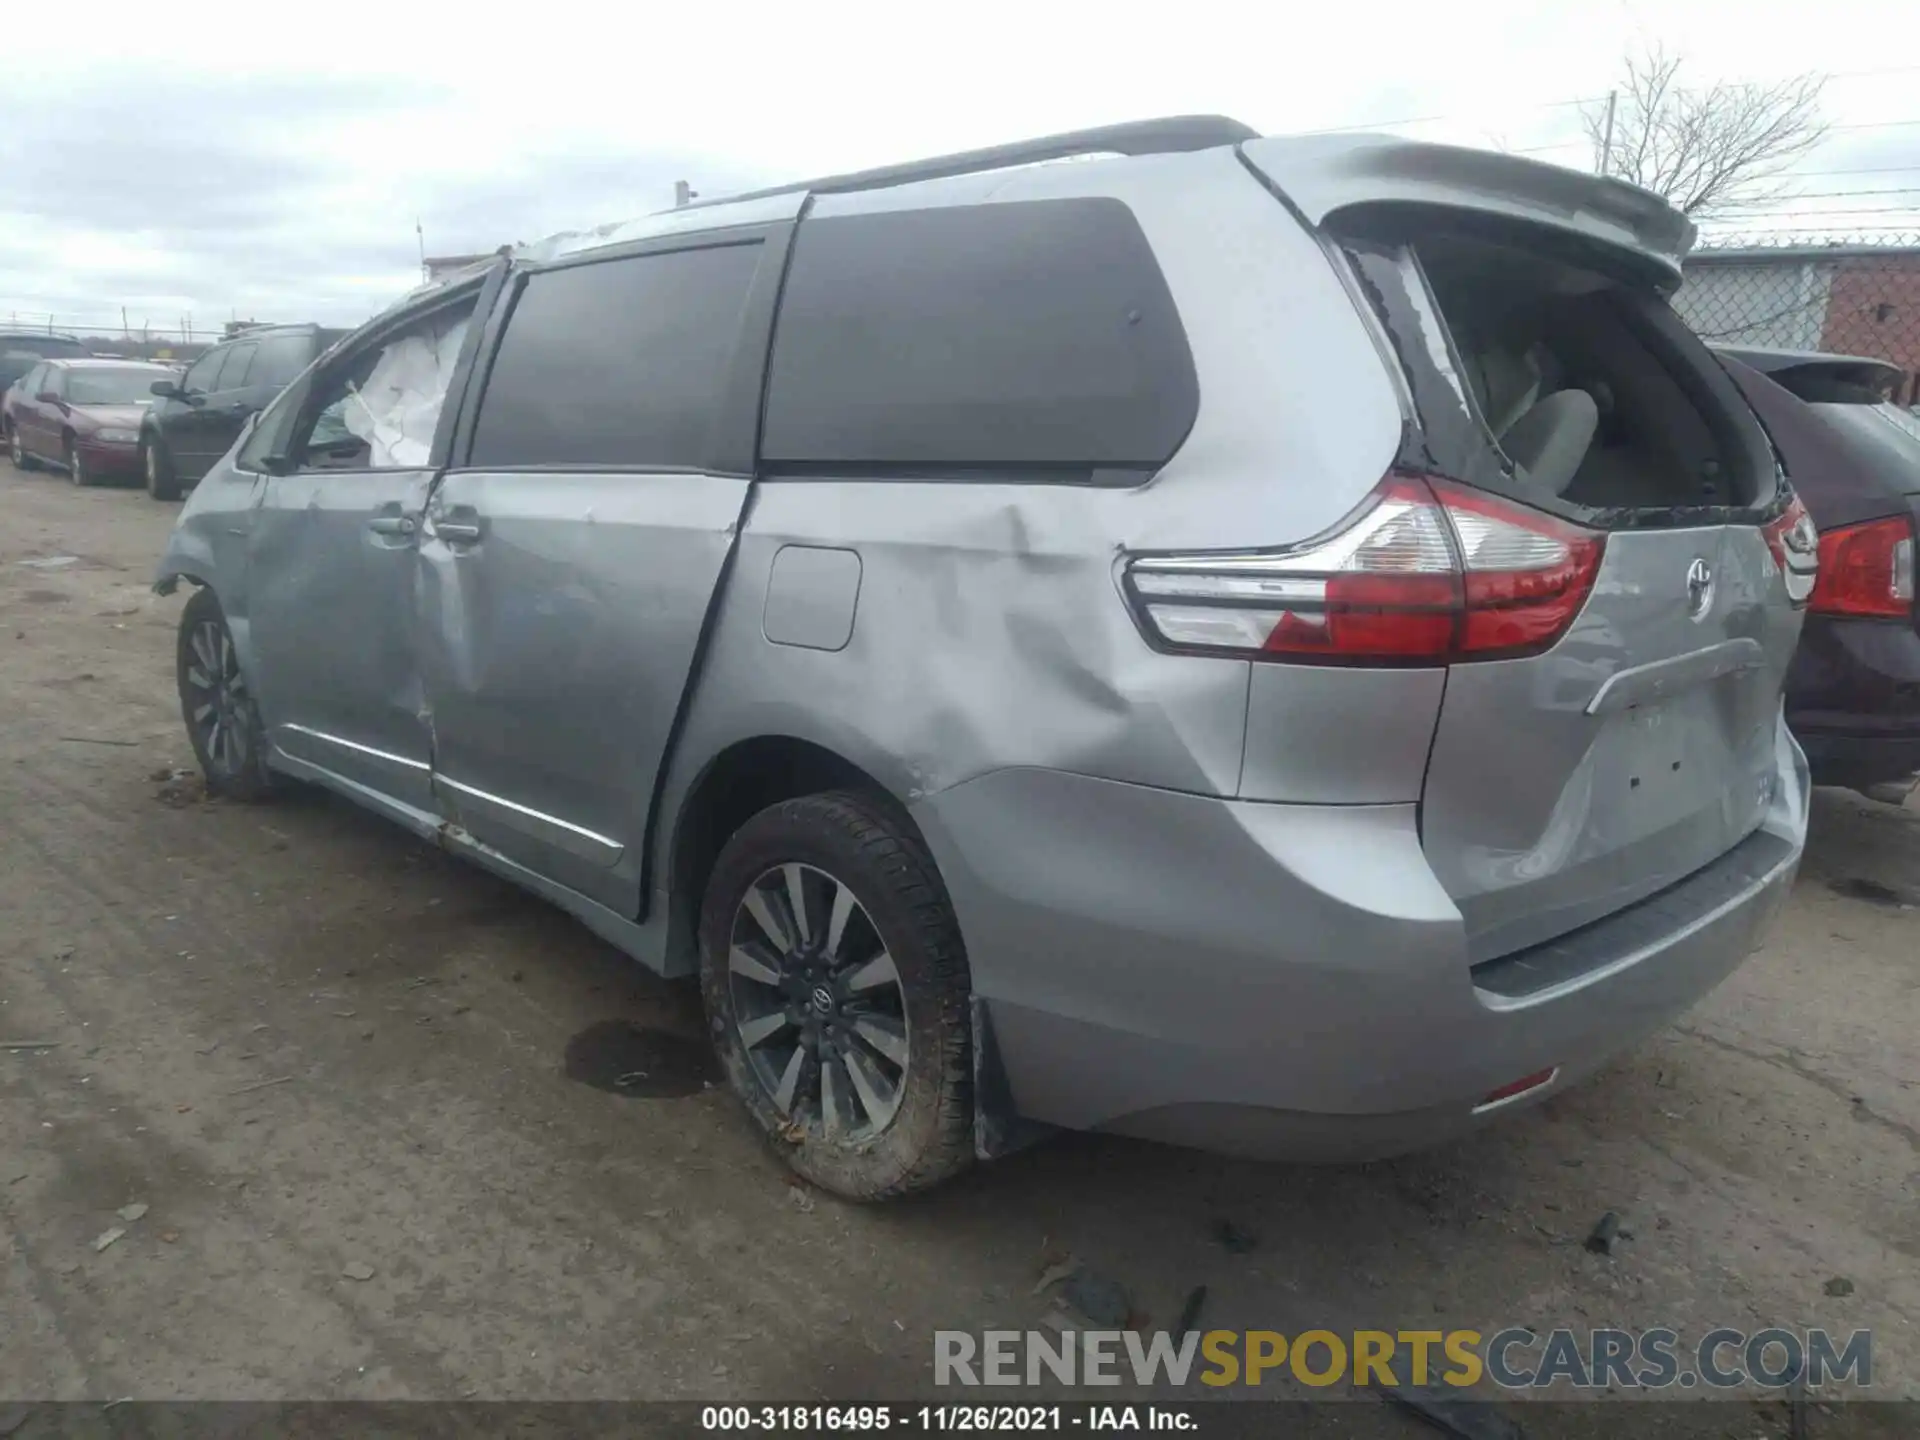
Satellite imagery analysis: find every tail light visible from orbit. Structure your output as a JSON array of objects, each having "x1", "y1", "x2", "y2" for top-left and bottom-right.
[
  {"x1": 1762, "y1": 495, "x2": 1820, "y2": 606},
  {"x1": 1807, "y1": 515, "x2": 1916, "y2": 619},
  {"x1": 1125, "y1": 471, "x2": 1604, "y2": 665}
]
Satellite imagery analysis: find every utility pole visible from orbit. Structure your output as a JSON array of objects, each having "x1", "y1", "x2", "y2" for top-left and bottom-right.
[
  {"x1": 417, "y1": 219, "x2": 428, "y2": 284},
  {"x1": 121, "y1": 306, "x2": 129, "y2": 341},
  {"x1": 1598, "y1": 89, "x2": 1618, "y2": 177}
]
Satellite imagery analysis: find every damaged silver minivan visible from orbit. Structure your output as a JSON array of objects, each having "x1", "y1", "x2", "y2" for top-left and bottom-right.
[{"x1": 156, "y1": 116, "x2": 1818, "y2": 1199}]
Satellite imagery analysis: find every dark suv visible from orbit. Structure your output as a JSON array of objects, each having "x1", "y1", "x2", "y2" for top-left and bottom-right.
[
  {"x1": 1, "y1": 331, "x2": 90, "y2": 397},
  {"x1": 140, "y1": 324, "x2": 346, "y2": 500},
  {"x1": 1718, "y1": 347, "x2": 1920, "y2": 795}
]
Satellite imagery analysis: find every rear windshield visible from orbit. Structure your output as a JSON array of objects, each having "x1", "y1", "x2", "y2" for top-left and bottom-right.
[
  {"x1": 1807, "y1": 401, "x2": 1920, "y2": 491},
  {"x1": 1, "y1": 337, "x2": 87, "y2": 360},
  {"x1": 1, "y1": 338, "x2": 88, "y2": 388},
  {"x1": 1335, "y1": 213, "x2": 1781, "y2": 528},
  {"x1": 65, "y1": 368, "x2": 166, "y2": 405}
]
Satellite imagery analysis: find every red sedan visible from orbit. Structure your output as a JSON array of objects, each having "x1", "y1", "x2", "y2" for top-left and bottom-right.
[{"x1": 4, "y1": 358, "x2": 180, "y2": 486}]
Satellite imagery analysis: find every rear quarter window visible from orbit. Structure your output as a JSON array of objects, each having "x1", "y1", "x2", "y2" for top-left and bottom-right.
[{"x1": 761, "y1": 198, "x2": 1198, "y2": 481}]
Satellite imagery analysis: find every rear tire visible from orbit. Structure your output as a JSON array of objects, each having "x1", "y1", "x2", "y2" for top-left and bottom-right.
[
  {"x1": 8, "y1": 426, "x2": 37, "y2": 472},
  {"x1": 143, "y1": 436, "x2": 181, "y2": 500},
  {"x1": 700, "y1": 791, "x2": 974, "y2": 1200},
  {"x1": 177, "y1": 588, "x2": 277, "y2": 802}
]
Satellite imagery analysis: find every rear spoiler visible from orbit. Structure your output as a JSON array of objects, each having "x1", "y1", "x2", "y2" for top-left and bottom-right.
[
  {"x1": 1713, "y1": 345, "x2": 1904, "y2": 396},
  {"x1": 1241, "y1": 134, "x2": 1694, "y2": 287}
]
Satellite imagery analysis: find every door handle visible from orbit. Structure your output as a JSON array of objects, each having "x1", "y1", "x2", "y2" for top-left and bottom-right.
[
  {"x1": 366, "y1": 515, "x2": 417, "y2": 537},
  {"x1": 433, "y1": 519, "x2": 483, "y2": 543}
]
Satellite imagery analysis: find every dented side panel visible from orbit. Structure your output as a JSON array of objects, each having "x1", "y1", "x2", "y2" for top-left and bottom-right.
[
  {"x1": 674, "y1": 481, "x2": 1254, "y2": 809},
  {"x1": 245, "y1": 467, "x2": 441, "y2": 810},
  {"x1": 1423, "y1": 525, "x2": 1802, "y2": 965},
  {"x1": 153, "y1": 454, "x2": 269, "y2": 674},
  {"x1": 413, "y1": 469, "x2": 751, "y2": 914}
]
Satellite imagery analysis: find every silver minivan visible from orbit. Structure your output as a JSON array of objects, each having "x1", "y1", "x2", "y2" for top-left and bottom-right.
[{"x1": 157, "y1": 116, "x2": 1818, "y2": 1199}]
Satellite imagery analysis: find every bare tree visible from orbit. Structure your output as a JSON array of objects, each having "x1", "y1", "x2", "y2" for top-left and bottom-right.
[{"x1": 1582, "y1": 47, "x2": 1826, "y2": 218}]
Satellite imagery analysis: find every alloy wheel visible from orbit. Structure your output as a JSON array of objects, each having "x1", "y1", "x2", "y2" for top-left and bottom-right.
[
  {"x1": 727, "y1": 863, "x2": 910, "y2": 1141},
  {"x1": 182, "y1": 618, "x2": 251, "y2": 777}
]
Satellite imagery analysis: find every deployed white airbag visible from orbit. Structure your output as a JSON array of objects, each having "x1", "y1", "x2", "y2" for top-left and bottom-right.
[{"x1": 342, "y1": 315, "x2": 468, "y2": 468}]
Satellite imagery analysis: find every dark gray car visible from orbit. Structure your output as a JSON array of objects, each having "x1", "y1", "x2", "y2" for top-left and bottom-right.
[
  {"x1": 155, "y1": 118, "x2": 1815, "y2": 1199},
  {"x1": 1716, "y1": 346, "x2": 1920, "y2": 793},
  {"x1": 139, "y1": 323, "x2": 347, "y2": 500}
]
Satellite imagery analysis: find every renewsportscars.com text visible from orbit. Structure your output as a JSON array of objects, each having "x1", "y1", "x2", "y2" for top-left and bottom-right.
[{"x1": 934, "y1": 1327, "x2": 1872, "y2": 1391}]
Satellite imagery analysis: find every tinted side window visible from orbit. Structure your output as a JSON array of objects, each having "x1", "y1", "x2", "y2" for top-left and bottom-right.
[
  {"x1": 217, "y1": 342, "x2": 259, "y2": 390},
  {"x1": 181, "y1": 348, "x2": 225, "y2": 394},
  {"x1": 468, "y1": 242, "x2": 761, "y2": 470},
  {"x1": 761, "y1": 199, "x2": 1198, "y2": 476},
  {"x1": 257, "y1": 333, "x2": 315, "y2": 388}
]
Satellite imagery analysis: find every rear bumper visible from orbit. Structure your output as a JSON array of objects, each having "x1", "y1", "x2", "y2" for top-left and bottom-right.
[
  {"x1": 1788, "y1": 615, "x2": 1920, "y2": 788},
  {"x1": 1796, "y1": 732, "x2": 1920, "y2": 790},
  {"x1": 914, "y1": 718, "x2": 1807, "y2": 1162}
]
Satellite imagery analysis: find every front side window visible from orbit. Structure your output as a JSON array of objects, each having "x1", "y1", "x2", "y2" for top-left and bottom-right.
[
  {"x1": 466, "y1": 242, "x2": 762, "y2": 470},
  {"x1": 217, "y1": 342, "x2": 259, "y2": 391},
  {"x1": 43, "y1": 367, "x2": 66, "y2": 399},
  {"x1": 180, "y1": 348, "x2": 225, "y2": 395},
  {"x1": 289, "y1": 300, "x2": 475, "y2": 472}
]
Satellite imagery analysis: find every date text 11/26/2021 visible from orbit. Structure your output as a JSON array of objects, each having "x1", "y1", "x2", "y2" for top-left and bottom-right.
[{"x1": 701, "y1": 1406, "x2": 1193, "y2": 1431}]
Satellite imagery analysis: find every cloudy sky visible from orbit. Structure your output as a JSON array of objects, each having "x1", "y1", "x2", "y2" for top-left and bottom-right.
[{"x1": 3, "y1": 0, "x2": 1918, "y2": 337}]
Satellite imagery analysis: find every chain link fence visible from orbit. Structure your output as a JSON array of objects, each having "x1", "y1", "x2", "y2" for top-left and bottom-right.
[{"x1": 1676, "y1": 234, "x2": 1920, "y2": 402}]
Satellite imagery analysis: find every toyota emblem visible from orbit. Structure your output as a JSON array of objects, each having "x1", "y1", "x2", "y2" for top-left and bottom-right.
[{"x1": 1685, "y1": 557, "x2": 1714, "y2": 619}]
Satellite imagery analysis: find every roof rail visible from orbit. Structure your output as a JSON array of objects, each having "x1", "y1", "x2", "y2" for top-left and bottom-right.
[{"x1": 688, "y1": 114, "x2": 1260, "y2": 210}]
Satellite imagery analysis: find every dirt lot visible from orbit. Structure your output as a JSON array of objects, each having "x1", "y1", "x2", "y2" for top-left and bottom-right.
[{"x1": 1, "y1": 464, "x2": 1917, "y2": 1432}]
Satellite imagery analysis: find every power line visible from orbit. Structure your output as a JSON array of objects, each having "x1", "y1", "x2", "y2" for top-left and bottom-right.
[
  {"x1": 1816, "y1": 63, "x2": 1920, "y2": 82},
  {"x1": 1826, "y1": 117, "x2": 1920, "y2": 133},
  {"x1": 1792, "y1": 164, "x2": 1920, "y2": 179},
  {"x1": 1744, "y1": 187, "x2": 1920, "y2": 202},
  {"x1": 1293, "y1": 94, "x2": 1608, "y2": 137},
  {"x1": 1295, "y1": 64, "x2": 1920, "y2": 143},
  {"x1": 1713, "y1": 204, "x2": 1920, "y2": 218}
]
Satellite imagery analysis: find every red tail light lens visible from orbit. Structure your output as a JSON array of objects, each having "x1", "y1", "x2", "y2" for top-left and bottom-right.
[
  {"x1": 1808, "y1": 515, "x2": 1916, "y2": 619},
  {"x1": 1762, "y1": 495, "x2": 1820, "y2": 606},
  {"x1": 1127, "y1": 472, "x2": 1605, "y2": 664}
]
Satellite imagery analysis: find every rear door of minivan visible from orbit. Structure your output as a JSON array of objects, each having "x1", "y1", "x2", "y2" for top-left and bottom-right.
[
  {"x1": 1241, "y1": 138, "x2": 1810, "y2": 965},
  {"x1": 414, "y1": 224, "x2": 792, "y2": 915}
]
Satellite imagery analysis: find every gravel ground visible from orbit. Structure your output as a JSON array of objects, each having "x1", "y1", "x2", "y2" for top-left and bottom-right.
[{"x1": 1, "y1": 463, "x2": 1915, "y2": 1435}]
